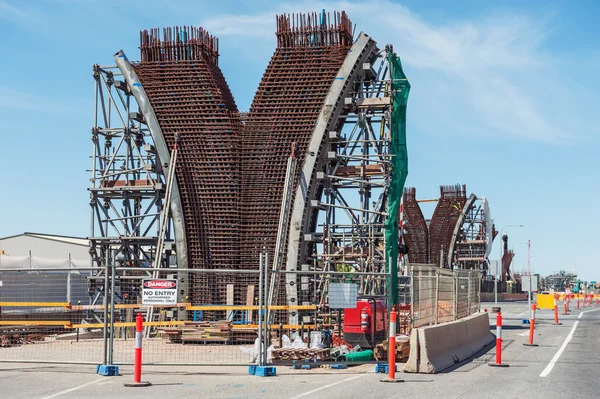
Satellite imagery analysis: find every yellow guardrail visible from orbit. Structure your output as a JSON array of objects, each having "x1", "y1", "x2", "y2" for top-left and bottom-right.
[
  {"x1": 0, "y1": 302, "x2": 71, "y2": 308},
  {"x1": 0, "y1": 320, "x2": 72, "y2": 327}
]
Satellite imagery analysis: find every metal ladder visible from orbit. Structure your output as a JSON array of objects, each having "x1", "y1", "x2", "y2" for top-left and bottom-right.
[
  {"x1": 144, "y1": 134, "x2": 180, "y2": 337},
  {"x1": 267, "y1": 143, "x2": 298, "y2": 325}
]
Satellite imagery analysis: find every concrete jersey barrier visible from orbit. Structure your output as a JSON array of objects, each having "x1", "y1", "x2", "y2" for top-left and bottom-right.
[{"x1": 403, "y1": 312, "x2": 493, "y2": 373}]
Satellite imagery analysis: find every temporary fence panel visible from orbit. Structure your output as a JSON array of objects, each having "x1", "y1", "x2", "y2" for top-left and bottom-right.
[
  {"x1": 410, "y1": 265, "x2": 481, "y2": 329},
  {"x1": 0, "y1": 268, "x2": 104, "y2": 364}
]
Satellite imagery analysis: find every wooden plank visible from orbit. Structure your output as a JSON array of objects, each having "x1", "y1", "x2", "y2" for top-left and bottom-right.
[
  {"x1": 226, "y1": 284, "x2": 234, "y2": 321},
  {"x1": 69, "y1": 320, "x2": 185, "y2": 329},
  {"x1": 246, "y1": 285, "x2": 255, "y2": 323}
]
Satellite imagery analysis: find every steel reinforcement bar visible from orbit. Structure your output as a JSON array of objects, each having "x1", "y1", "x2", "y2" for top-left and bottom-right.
[
  {"x1": 402, "y1": 187, "x2": 429, "y2": 264},
  {"x1": 428, "y1": 184, "x2": 467, "y2": 268},
  {"x1": 240, "y1": 12, "x2": 355, "y2": 314},
  {"x1": 116, "y1": 27, "x2": 243, "y2": 308}
]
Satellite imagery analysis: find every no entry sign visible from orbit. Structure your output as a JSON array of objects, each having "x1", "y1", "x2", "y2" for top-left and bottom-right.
[{"x1": 142, "y1": 279, "x2": 178, "y2": 305}]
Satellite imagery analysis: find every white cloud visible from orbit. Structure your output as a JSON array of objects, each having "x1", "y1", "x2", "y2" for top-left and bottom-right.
[
  {"x1": 199, "y1": 0, "x2": 589, "y2": 142},
  {"x1": 0, "y1": 0, "x2": 41, "y2": 24}
]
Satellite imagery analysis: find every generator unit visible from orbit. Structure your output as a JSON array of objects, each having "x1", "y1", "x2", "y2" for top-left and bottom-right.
[{"x1": 342, "y1": 299, "x2": 387, "y2": 349}]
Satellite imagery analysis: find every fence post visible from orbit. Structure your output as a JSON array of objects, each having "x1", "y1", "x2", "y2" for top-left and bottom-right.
[
  {"x1": 477, "y1": 272, "x2": 482, "y2": 312},
  {"x1": 102, "y1": 250, "x2": 109, "y2": 366},
  {"x1": 453, "y1": 271, "x2": 458, "y2": 321},
  {"x1": 434, "y1": 270, "x2": 439, "y2": 324},
  {"x1": 467, "y1": 273, "x2": 471, "y2": 315},
  {"x1": 410, "y1": 267, "x2": 414, "y2": 329},
  {"x1": 257, "y1": 254, "x2": 263, "y2": 367}
]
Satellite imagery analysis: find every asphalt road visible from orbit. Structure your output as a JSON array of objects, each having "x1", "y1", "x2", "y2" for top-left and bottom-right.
[{"x1": 1, "y1": 301, "x2": 599, "y2": 398}]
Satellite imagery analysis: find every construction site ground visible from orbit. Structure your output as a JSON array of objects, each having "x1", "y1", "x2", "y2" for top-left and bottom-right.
[{"x1": 2, "y1": 302, "x2": 600, "y2": 398}]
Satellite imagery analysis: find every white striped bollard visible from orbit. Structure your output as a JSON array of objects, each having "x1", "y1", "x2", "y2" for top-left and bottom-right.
[{"x1": 489, "y1": 311, "x2": 509, "y2": 367}]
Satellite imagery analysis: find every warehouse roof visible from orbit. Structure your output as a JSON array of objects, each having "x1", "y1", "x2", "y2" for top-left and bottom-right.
[{"x1": 0, "y1": 232, "x2": 89, "y2": 247}]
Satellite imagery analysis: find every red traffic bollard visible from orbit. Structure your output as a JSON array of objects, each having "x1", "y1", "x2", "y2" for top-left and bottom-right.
[
  {"x1": 524, "y1": 304, "x2": 538, "y2": 347},
  {"x1": 124, "y1": 313, "x2": 151, "y2": 387},
  {"x1": 489, "y1": 311, "x2": 509, "y2": 367},
  {"x1": 379, "y1": 311, "x2": 403, "y2": 383},
  {"x1": 553, "y1": 294, "x2": 562, "y2": 325},
  {"x1": 563, "y1": 295, "x2": 568, "y2": 315}
]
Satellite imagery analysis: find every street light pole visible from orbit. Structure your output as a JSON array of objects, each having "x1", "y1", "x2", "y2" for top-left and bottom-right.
[{"x1": 495, "y1": 224, "x2": 524, "y2": 306}]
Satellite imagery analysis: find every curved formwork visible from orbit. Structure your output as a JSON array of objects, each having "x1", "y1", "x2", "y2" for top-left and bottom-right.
[
  {"x1": 402, "y1": 187, "x2": 429, "y2": 264},
  {"x1": 116, "y1": 27, "x2": 243, "y2": 306},
  {"x1": 428, "y1": 185, "x2": 467, "y2": 268}
]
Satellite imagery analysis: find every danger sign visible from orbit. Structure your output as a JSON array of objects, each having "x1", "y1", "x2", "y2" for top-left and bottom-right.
[{"x1": 142, "y1": 279, "x2": 177, "y2": 305}]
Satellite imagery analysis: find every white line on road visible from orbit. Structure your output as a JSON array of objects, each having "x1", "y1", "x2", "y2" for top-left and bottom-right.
[
  {"x1": 40, "y1": 378, "x2": 106, "y2": 399},
  {"x1": 539, "y1": 321, "x2": 579, "y2": 378},
  {"x1": 289, "y1": 374, "x2": 366, "y2": 399},
  {"x1": 540, "y1": 308, "x2": 600, "y2": 377}
]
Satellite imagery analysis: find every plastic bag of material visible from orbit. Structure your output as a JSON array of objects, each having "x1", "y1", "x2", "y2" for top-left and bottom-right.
[
  {"x1": 282, "y1": 334, "x2": 292, "y2": 348},
  {"x1": 240, "y1": 337, "x2": 261, "y2": 362},
  {"x1": 291, "y1": 336, "x2": 305, "y2": 348}
]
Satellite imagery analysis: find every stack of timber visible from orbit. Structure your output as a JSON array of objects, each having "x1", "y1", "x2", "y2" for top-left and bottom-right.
[
  {"x1": 160, "y1": 321, "x2": 231, "y2": 344},
  {"x1": 270, "y1": 348, "x2": 331, "y2": 363},
  {"x1": 230, "y1": 326, "x2": 258, "y2": 344},
  {"x1": 373, "y1": 337, "x2": 410, "y2": 362},
  {"x1": 159, "y1": 321, "x2": 259, "y2": 344}
]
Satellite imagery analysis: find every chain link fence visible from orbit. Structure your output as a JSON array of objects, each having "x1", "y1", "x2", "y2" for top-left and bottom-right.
[{"x1": 0, "y1": 262, "x2": 481, "y2": 367}]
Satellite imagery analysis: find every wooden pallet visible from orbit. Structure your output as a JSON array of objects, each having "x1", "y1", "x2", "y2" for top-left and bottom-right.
[
  {"x1": 271, "y1": 348, "x2": 331, "y2": 362},
  {"x1": 373, "y1": 338, "x2": 410, "y2": 362}
]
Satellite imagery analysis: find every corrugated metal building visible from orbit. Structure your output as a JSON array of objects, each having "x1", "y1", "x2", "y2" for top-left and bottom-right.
[{"x1": 0, "y1": 232, "x2": 90, "y2": 269}]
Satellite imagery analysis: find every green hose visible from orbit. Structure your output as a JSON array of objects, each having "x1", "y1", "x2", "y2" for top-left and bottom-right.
[{"x1": 341, "y1": 350, "x2": 375, "y2": 362}]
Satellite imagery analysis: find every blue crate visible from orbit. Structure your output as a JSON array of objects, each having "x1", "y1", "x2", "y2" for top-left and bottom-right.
[
  {"x1": 248, "y1": 365, "x2": 257, "y2": 375},
  {"x1": 375, "y1": 363, "x2": 397, "y2": 374},
  {"x1": 254, "y1": 366, "x2": 276, "y2": 377},
  {"x1": 329, "y1": 364, "x2": 348, "y2": 369},
  {"x1": 96, "y1": 364, "x2": 119, "y2": 376}
]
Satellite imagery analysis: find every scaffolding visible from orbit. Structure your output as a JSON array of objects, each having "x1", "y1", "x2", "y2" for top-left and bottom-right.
[
  {"x1": 88, "y1": 64, "x2": 175, "y2": 308},
  {"x1": 310, "y1": 49, "x2": 397, "y2": 303}
]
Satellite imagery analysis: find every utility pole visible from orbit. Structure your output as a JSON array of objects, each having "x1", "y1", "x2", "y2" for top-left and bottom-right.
[{"x1": 527, "y1": 240, "x2": 531, "y2": 276}]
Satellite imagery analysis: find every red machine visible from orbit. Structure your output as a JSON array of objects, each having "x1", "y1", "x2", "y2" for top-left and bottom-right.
[{"x1": 343, "y1": 299, "x2": 387, "y2": 348}]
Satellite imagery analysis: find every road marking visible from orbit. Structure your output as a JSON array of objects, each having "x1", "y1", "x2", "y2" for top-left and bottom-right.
[
  {"x1": 289, "y1": 374, "x2": 366, "y2": 399},
  {"x1": 40, "y1": 378, "x2": 105, "y2": 399},
  {"x1": 540, "y1": 308, "x2": 600, "y2": 377},
  {"x1": 539, "y1": 321, "x2": 579, "y2": 378},
  {"x1": 577, "y1": 308, "x2": 600, "y2": 319}
]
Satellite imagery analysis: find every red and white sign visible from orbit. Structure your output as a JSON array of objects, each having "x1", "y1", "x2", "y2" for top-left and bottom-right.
[
  {"x1": 143, "y1": 280, "x2": 176, "y2": 289},
  {"x1": 142, "y1": 279, "x2": 177, "y2": 305}
]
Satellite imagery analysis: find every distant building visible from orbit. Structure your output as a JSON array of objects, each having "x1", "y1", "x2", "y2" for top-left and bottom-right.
[
  {"x1": 0, "y1": 232, "x2": 90, "y2": 269},
  {"x1": 0, "y1": 233, "x2": 92, "y2": 307}
]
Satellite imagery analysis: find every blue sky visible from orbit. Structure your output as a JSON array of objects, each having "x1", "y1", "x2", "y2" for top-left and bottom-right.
[{"x1": 0, "y1": 0, "x2": 598, "y2": 280}]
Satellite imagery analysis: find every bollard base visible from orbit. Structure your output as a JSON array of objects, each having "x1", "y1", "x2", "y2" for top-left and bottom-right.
[
  {"x1": 379, "y1": 378, "x2": 405, "y2": 383},
  {"x1": 250, "y1": 366, "x2": 276, "y2": 377},
  {"x1": 96, "y1": 365, "x2": 119, "y2": 376},
  {"x1": 523, "y1": 343, "x2": 539, "y2": 347},
  {"x1": 375, "y1": 363, "x2": 397, "y2": 374},
  {"x1": 553, "y1": 323, "x2": 563, "y2": 326},
  {"x1": 488, "y1": 363, "x2": 509, "y2": 367},
  {"x1": 124, "y1": 382, "x2": 151, "y2": 387}
]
